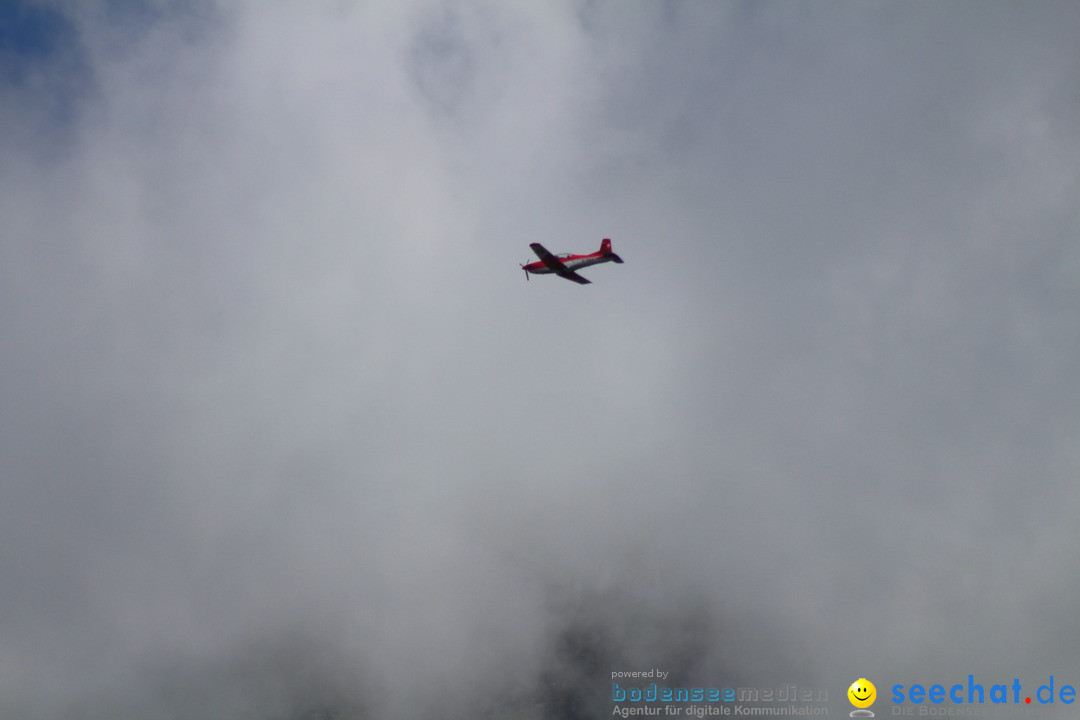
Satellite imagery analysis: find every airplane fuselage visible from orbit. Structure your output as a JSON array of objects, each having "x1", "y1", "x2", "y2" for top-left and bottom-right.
[
  {"x1": 522, "y1": 238, "x2": 624, "y2": 284},
  {"x1": 523, "y1": 253, "x2": 614, "y2": 275}
]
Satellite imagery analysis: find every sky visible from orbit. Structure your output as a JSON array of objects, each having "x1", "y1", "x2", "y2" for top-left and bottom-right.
[{"x1": 2, "y1": 1, "x2": 1079, "y2": 718}]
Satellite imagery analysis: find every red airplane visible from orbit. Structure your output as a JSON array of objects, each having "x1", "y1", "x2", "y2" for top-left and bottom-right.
[{"x1": 521, "y1": 238, "x2": 624, "y2": 284}]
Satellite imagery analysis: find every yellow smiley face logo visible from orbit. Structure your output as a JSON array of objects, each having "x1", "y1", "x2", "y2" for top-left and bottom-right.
[{"x1": 848, "y1": 678, "x2": 876, "y2": 708}]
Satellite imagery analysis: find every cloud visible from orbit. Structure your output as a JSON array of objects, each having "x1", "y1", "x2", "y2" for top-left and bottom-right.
[{"x1": 1, "y1": 2, "x2": 1079, "y2": 718}]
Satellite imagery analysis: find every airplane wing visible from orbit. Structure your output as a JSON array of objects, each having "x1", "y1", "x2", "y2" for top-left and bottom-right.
[
  {"x1": 529, "y1": 242, "x2": 592, "y2": 284},
  {"x1": 556, "y1": 269, "x2": 592, "y2": 284},
  {"x1": 529, "y1": 243, "x2": 565, "y2": 273}
]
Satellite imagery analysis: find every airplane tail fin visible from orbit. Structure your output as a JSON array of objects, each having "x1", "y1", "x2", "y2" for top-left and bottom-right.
[{"x1": 601, "y1": 238, "x2": 624, "y2": 264}]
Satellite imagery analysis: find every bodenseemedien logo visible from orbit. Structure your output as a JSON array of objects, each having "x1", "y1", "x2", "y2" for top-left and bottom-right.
[
  {"x1": 609, "y1": 675, "x2": 829, "y2": 717},
  {"x1": 848, "y1": 678, "x2": 876, "y2": 717}
]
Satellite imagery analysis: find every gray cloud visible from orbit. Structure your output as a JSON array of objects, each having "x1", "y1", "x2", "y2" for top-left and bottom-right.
[{"x1": 1, "y1": 2, "x2": 1078, "y2": 718}]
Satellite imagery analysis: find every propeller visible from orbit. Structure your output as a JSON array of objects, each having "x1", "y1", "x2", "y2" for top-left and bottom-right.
[{"x1": 521, "y1": 260, "x2": 530, "y2": 281}]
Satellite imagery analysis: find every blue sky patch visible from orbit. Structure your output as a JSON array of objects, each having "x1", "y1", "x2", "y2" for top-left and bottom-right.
[{"x1": 0, "y1": 0, "x2": 71, "y2": 62}]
